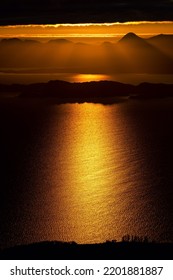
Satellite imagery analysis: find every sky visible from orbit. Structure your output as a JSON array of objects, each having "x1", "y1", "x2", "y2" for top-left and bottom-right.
[
  {"x1": 0, "y1": 1, "x2": 173, "y2": 25},
  {"x1": 0, "y1": 22, "x2": 173, "y2": 39}
]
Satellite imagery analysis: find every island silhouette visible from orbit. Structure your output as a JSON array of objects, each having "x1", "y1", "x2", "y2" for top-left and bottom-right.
[{"x1": 0, "y1": 80, "x2": 173, "y2": 103}]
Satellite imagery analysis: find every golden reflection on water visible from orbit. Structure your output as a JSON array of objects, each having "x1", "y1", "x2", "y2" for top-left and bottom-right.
[
  {"x1": 2, "y1": 100, "x2": 173, "y2": 249},
  {"x1": 41, "y1": 102, "x2": 160, "y2": 244},
  {"x1": 66, "y1": 104, "x2": 116, "y2": 239},
  {"x1": 48, "y1": 103, "x2": 130, "y2": 243}
]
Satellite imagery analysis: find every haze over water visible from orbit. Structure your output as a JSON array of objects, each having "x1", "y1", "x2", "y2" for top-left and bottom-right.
[
  {"x1": 1, "y1": 73, "x2": 173, "y2": 85},
  {"x1": 0, "y1": 98, "x2": 173, "y2": 248}
]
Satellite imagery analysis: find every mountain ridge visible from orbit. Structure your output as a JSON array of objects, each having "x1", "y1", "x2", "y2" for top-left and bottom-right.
[
  {"x1": 0, "y1": 33, "x2": 173, "y2": 73},
  {"x1": 1, "y1": 32, "x2": 173, "y2": 46}
]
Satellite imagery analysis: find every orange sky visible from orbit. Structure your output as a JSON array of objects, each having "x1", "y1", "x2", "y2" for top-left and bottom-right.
[{"x1": 0, "y1": 21, "x2": 173, "y2": 39}]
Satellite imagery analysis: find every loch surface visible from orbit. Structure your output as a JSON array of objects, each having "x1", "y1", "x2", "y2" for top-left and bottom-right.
[{"x1": 0, "y1": 98, "x2": 173, "y2": 248}]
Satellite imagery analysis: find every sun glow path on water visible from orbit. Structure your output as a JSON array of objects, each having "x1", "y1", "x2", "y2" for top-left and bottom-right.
[
  {"x1": 73, "y1": 74, "x2": 110, "y2": 82},
  {"x1": 52, "y1": 103, "x2": 123, "y2": 243},
  {"x1": 39, "y1": 103, "x2": 146, "y2": 244}
]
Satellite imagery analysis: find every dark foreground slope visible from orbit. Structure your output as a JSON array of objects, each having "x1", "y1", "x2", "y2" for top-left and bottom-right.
[{"x1": 1, "y1": 241, "x2": 173, "y2": 260}]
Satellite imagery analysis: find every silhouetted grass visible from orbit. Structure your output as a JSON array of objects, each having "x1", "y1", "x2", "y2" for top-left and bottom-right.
[{"x1": 0, "y1": 236, "x2": 172, "y2": 260}]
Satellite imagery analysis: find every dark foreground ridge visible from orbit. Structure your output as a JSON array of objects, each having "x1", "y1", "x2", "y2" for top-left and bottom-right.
[
  {"x1": 1, "y1": 241, "x2": 173, "y2": 260},
  {"x1": 1, "y1": 80, "x2": 173, "y2": 103}
]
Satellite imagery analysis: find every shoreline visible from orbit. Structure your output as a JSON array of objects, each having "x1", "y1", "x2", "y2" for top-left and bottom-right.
[{"x1": 1, "y1": 240, "x2": 173, "y2": 260}]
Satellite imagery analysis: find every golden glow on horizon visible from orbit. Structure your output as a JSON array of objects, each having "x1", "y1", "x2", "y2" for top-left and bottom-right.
[
  {"x1": 74, "y1": 74, "x2": 110, "y2": 82},
  {"x1": 0, "y1": 21, "x2": 173, "y2": 38}
]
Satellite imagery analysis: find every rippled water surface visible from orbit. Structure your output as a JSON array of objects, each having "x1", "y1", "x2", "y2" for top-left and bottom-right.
[{"x1": 0, "y1": 98, "x2": 173, "y2": 248}]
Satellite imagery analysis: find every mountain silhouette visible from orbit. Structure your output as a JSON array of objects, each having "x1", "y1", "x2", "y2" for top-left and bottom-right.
[
  {"x1": 48, "y1": 38, "x2": 72, "y2": 44},
  {"x1": 118, "y1": 32, "x2": 149, "y2": 47},
  {"x1": 116, "y1": 33, "x2": 173, "y2": 73},
  {"x1": 0, "y1": 33, "x2": 173, "y2": 73},
  {"x1": 0, "y1": 38, "x2": 40, "y2": 45},
  {"x1": 147, "y1": 34, "x2": 173, "y2": 46},
  {"x1": 147, "y1": 34, "x2": 173, "y2": 58}
]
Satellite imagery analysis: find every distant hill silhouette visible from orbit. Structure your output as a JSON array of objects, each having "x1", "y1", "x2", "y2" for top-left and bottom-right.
[
  {"x1": 118, "y1": 32, "x2": 149, "y2": 47},
  {"x1": 147, "y1": 34, "x2": 173, "y2": 45},
  {"x1": 147, "y1": 34, "x2": 173, "y2": 58},
  {"x1": 0, "y1": 38, "x2": 40, "y2": 45},
  {"x1": 116, "y1": 33, "x2": 173, "y2": 73},
  {"x1": 48, "y1": 38, "x2": 73, "y2": 44},
  {"x1": 0, "y1": 33, "x2": 173, "y2": 73}
]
